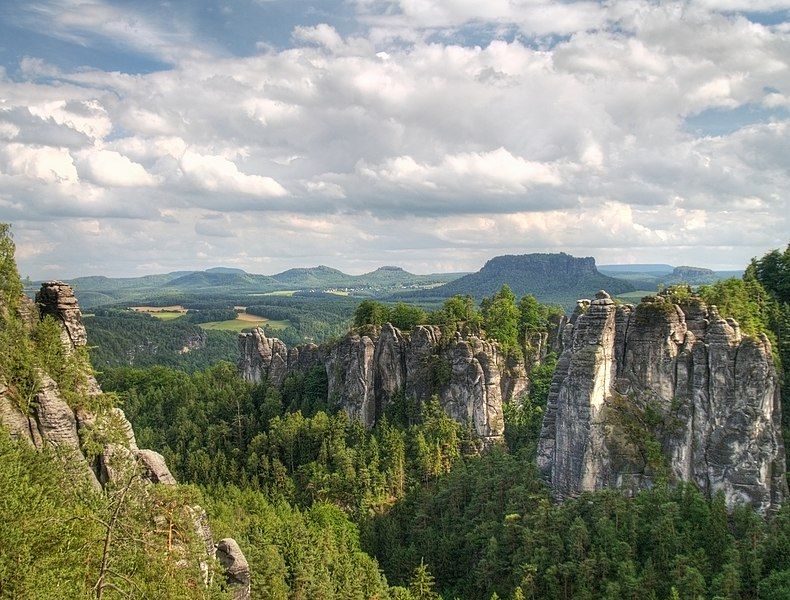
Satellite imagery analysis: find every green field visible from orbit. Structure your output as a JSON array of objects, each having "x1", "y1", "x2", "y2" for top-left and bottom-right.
[
  {"x1": 253, "y1": 290, "x2": 296, "y2": 297},
  {"x1": 199, "y1": 316, "x2": 290, "y2": 332},
  {"x1": 615, "y1": 290, "x2": 656, "y2": 303},
  {"x1": 130, "y1": 306, "x2": 187, "y2": 320},
  {"x1": 150, "y1": 311, "x2": 186, "y2": 320}
]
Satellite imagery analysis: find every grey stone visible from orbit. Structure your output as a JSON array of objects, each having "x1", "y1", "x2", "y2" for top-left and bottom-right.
[
  {"x1": 136, "y1": 449, "x2": 178, "y2": 485},
  {"x1": 238, "y1": 323, "x2": 529, "y2": 444},
  {"x1": 216, "y1": 538, "x2": 251, "y2": 600},
  {"x1": 538, "y1": 290, "x2": 787, "y2": 513}
]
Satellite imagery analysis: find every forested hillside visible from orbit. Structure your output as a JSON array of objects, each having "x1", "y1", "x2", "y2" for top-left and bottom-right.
[
  {"x1": 97, "y1": 246, "x2": 790, "y2": 600},
  {"x1": 6, "y1": 220, "x2": 790, "y2": 598},
  {"x1": 85, "y1": 309, "x2": 238, "y2": 370}
]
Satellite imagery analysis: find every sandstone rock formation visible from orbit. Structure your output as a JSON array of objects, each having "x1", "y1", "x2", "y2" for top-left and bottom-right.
[
  {"x1": 0, "y1": 282, "x2": 250, "y2": 595},
  {"x1": 538, "y1": 290, "x2": 787, "y2": 513},
  {"x1": 216, "y1": 538, "x2": 251, "y2": 600},
  {"x1": 240, "y1": 323, "x2": 534, "y2": 445}
]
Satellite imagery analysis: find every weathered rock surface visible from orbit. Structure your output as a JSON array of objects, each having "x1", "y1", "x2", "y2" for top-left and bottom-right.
[
  {"x1": 216, "y1": 538, "x2": 251, "y2": 600},
  {"x1": 36, "y1": 281, "x2": 88, "y2": 350},
  {"x1": 1, "y1": 282, "x2": 250, "y2": 594},
  {"x1": 239, "y1": 323, "x2": 533, "y2": 444},
  {"x1": 136, "y1": 449, "x2": 178, "y2": 485},
  {"x1": 538, "y1": 290, "x2": 787, "y2": 513}
]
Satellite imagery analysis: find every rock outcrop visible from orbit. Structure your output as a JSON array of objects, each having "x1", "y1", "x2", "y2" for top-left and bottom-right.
[
  {"x1": 1, "y1": 282, "x2": 250, "y2": 595},
  {"x1": 240, "y1": 323, "x2": 533, "y2": 445},
  {"x1": 538, "y1": 290, "x2": 787, "y2": 513},
  {"x1": 216, "y1": 538, "x2": 251, "y2": 600}
]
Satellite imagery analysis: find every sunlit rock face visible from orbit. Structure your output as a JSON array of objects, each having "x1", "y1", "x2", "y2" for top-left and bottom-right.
[
  {"x1": 239, "y1": 323, "x2": 534, "y2": 446},
  {"x1": 538, "y1": 290, "x2": 787, "y2": 514}
]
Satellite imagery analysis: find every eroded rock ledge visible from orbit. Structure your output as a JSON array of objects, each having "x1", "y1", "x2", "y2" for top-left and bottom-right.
[
  {"x1": 537, "y1": 290, "x2": 787, "y2": 514},
  {"x1": 239, "y1": 323, "x2": 545, "y2": 445}
]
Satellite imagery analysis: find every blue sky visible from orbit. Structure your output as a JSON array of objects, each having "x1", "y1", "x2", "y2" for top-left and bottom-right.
[{"x1": 1, "y1": 0, "x2": 789, "y2": 278}]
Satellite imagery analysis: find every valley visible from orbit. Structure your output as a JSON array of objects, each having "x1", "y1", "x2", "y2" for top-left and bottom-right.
[{"x1": 5, "y1": 225, "x2": 790, "y2": 598}]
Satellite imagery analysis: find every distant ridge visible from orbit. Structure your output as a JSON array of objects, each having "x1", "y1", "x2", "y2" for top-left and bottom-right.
[{"x1": 394, "y1": 252, "x2": 634, "y2": 307}]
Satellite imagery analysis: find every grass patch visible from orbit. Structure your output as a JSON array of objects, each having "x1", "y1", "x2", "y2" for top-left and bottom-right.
[
  {"x1": 150, "y1": 311, "x2": 186, "y2": 320},
  {"x1": 252, "y1": 290, "x2": 297, "y2": 297},
  {"x1": 130, "y1": 305, "x2": 187, "y2": 320},
  {"x1": 199, "y1": 317, "x2": 290, "y2": 332},
  {"x1": 615, "y1": 290, "x2": 656, "y2": 302}
]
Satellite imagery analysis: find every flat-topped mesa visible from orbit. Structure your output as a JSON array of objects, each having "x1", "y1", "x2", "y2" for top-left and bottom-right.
[
  {"x1": 538, "y1": 289, "x2": 787, "y2": 513},
  {"x1": 239, "y1": 323, "x2": 531, "y2": 445}
]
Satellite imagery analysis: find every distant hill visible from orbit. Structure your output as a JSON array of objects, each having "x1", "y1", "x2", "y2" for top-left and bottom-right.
[
  {"x1": 394, "y1": 253, "x2": 634, "y2": 308},
  {"x1": 204, "y1": 267, "x2": 248, "y2": 275},
  {"x1": 600, "y1": 263, "x2": 743, "y2": 289},
  {"x1": 359, "y1": 266, "x2": 413, "y2": 283},
  {"x1": 272, "y1": 266, "x2": 352, "y2": 288},
  {"x1": 41, "y1": 264, "x2": 467, "y2": 309},
  {"x1": 163, "y1": 271, "x2": 279, "y2": 290},
  {"x1": 599, "y1": 264, "x2": 674, "y2": 275}
]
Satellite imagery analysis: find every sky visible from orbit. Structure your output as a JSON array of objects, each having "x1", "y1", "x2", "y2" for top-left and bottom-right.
[{"x1": 1, "y1": 0, "x2": 789, "y2": 279}]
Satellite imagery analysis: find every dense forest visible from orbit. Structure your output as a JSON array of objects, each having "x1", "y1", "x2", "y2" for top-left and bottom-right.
[
  {"x1": 84, "y1": 309, "x2": 238, "y2": 371},
  {"x1": 4, "y1": 221, "x2": 790, "y2": 599},
  {"x1": 95, "y1": 244, "x2": 790, "y2": 599}
]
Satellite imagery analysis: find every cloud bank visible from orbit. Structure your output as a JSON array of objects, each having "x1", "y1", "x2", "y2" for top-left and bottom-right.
[{"x1": 1, "y1": 0, "x2": 789, "y2": 277}]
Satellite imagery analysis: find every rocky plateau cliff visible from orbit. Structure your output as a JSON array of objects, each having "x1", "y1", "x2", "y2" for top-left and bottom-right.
[{"x1": 538, "y1": 290, "x2": 787, "y2": 514}]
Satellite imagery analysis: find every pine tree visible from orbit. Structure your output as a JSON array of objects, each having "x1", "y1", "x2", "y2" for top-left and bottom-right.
[{"x1": 409, "y1": 559, "x2": 440, "y2": 600}]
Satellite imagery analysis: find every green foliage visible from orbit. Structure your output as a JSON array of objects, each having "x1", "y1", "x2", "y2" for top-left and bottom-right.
[
  {"x1": 424, "y1": 354, "x2": 452, "y2": 392},
  {"x1": 747, "y1": 243, "x2": 789, "y2": 303},
  {"x1": 353, "y1": 300, "x2": 427, "y2": 331},
  {"x1": 364, "y1": 448, "x2": 790, "y2": 600},
  {"x1": 517, "y1": 294, "x2": 554, "y2": 334},
  {"x1": 102, "y1": 365, "x2": 466, "y2": 517},
  {"x1": 203, "y1": 486, "x2": 390, "y2": 599},
  {"x1": 698, "y1": 277, "x2": 775, "y2": 339},
  {"x1": 85, "y1": 309, "x2": 238, "y2": 372},
  {"x1": 354, "y1": 299, "x2": 392, "y2": 327},
  {"x1": 408, "y1": 560, "x2": 441, "y2": 600},
  {"x1": 0, "y1": 431, "x2": 224, "y2": 599},
  {"x1": 503, "y1": 353, "x2": 557, "y2": 453},
  {"x1": 390, "y1": 302, "x2": 428, "y2": 331},
  {"x1": 0, "y1": 223, "x2": 22, "y2": 315},
  {"x1": 281, "y1": 365, "x2": 330, "y2": 416},
  {"x1": 430, "y1": 295, "x2": 481, "y2": 332},
  {"x1": 480, "y1": 285, "x2": 521, "y2": 355}
]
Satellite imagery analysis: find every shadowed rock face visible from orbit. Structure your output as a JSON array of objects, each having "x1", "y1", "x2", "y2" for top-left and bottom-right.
[
  {"x1": 239, "y1": 323, "x2": 532, "y2": 445},
  {"x1": 1, "y1": 282, "x2": 250, "y2": 594},
  {"x1": 538, "y1": 290, "x2": 787, "y2": 513}
]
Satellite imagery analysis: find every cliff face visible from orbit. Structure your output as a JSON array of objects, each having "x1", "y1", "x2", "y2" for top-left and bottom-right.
[
  {"x1": 538, "y1": 290, "x2": 787, "y2": 513},
  {"x1": 240, "y1": 323, "x2": 532, "y2": 445},
  {"x1": 0, "y1": 282, "x2": 250, "y2": 599}
]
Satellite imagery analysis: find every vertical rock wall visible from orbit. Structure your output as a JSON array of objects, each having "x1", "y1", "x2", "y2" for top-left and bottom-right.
[
  {"x1": 239, "y1": 323, "x2": 532, "y2": 445},
  {"x1": 538, "y1": 290, "x2": 786, "y2": 513}
]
